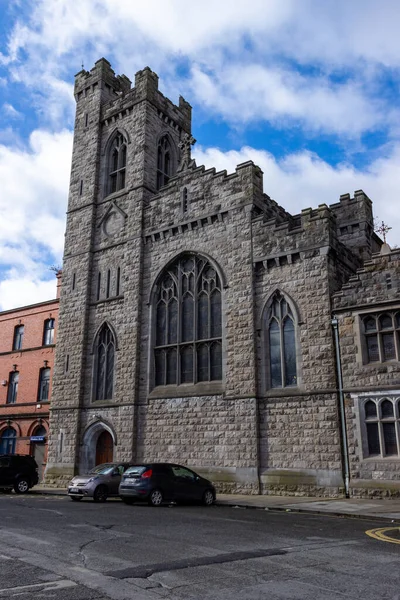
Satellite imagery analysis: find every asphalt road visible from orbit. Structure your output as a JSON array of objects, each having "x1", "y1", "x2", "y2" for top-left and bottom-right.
[{"x1": 0, "y1": 492, "x2": 399, "y2": 600}]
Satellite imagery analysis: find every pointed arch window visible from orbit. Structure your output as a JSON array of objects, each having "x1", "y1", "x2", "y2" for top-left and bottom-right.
[
  {"x1": 0, "y1": 427, "x2": 16, "y2": 454},
  {"x1": 7, "y1": 371, "x2": 19, "y2": 404},
  {"x1": 94, "y1": 324, "x2": 115, "y2": 400},
  {"x1": 266, "y1": 292, "x2": 297, "y2": 388},
  {"x1": 108, "y1": 133, "x2": 127, "y2": 194},
  {"x1": 154, "y1": 255, "x2": 222, "y2": 387},
  {"x1": 157, "y1": 135, "x2": 173, "y2": 189}
]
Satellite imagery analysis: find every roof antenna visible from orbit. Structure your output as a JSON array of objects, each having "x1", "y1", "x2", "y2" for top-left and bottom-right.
[{"x1": 81, "y1": 59, "x2": 84, "y2": 70}]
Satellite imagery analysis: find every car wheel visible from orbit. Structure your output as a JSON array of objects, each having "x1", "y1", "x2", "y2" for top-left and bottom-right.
[
  {"x1": 93, "y1": 485, "x2": 108, "y2": 503},
  {"x1": 70, "y1": 496, "x2": 83, "y2": 501},
  {"x1": 148, "y1": 489, "x2": 163, "y2": 506},
  {"x1": 121, "y1": 497, "x2": 134, "y2": 505},
  {"x1": 202, "y1": 489, "x2": 215, "y2": 506},
  {"x1": 14, "y1": 478, "x2": 30, "y2": 494}
]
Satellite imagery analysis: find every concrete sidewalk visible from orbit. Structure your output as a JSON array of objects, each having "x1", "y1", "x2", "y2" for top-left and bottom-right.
[{"x1": 31, "y1": 485, "x2": 400, "y2": 522}]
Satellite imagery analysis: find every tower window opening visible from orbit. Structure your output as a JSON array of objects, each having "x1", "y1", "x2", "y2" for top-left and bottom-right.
[
  {"x1": 108, "y1": 133, "x2": 127, "y2": 195},
  {"x1": 157, "y1": 135, "x2": 173, "y2": 190}
]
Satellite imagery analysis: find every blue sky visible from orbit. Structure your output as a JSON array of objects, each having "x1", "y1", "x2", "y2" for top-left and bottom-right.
[{"x1": 1, "y1": 0, "x2": 400, "y2": 310}]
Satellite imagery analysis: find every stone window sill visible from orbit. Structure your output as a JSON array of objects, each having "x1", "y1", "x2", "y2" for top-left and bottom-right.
[
  {"x1": 149, "y1": 381, "x2": 224, "y2": 399},
  {"x1": 362, "y1": 455, "x2": 400, "y2": 461}
]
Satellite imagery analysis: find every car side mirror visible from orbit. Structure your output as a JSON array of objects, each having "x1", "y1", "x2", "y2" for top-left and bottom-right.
[{"x1": 112, "y1": 470, "x2": 120, "y2": 476}]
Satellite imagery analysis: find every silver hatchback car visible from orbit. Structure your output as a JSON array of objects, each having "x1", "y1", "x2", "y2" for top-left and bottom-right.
[{"x1": 68, "y1": 462, "x2": 132, "y2": 502}]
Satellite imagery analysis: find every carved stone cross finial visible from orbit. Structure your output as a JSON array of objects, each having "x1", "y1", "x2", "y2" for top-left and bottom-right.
[
  {"x1": 376, "y1": 220, "x2": 392, "y2": 243},
  {"x1": 178, "y1": 133, "x2": 196, "y2": 171},
  {"x1": 179, "y1": 133, "x2": 196, "y2": 159}
]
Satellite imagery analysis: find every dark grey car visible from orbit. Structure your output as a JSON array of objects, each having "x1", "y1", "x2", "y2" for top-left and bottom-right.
[
  {"x1": 119, "y1": 463, "x2": 216, "y2": 506},
  {"x1": 68, "y1": 462, "x2": 132, "y2": 502}
]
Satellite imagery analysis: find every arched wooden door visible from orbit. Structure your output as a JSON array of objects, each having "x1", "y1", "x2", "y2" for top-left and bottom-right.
[{"x1": 95, "y1": 430, "x2": 113, "y2": 465}]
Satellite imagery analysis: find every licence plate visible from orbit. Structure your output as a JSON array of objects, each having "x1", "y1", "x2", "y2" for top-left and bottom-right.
[{"x1": 70, "y1": 487, "x2": 80, "y2": 493}]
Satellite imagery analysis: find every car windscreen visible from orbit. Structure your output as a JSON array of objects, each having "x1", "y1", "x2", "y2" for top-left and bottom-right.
[
  {"x1": 124, "y1": 466, "x2": 147, "y2": 476},
  {"x1": 89, "y1": 464, "x2": 115, "y2": 475}
]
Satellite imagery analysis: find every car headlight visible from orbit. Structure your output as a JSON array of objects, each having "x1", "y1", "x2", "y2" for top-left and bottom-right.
[{"x1": 87, "y1": 476, "x2": 99, "y2": 483}]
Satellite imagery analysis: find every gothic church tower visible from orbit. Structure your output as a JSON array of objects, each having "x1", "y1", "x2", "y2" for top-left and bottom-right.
[{"x1": 46, "y1": 59, "x2": 194, "y2": 482}]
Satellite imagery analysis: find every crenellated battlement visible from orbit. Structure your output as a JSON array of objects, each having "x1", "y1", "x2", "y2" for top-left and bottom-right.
[
  {"x1": 74, "y1": 59, "x2": 191, "y2": 133},
  {"x1": 74, "y1": 57, "x2": 132, "y2": 102}
]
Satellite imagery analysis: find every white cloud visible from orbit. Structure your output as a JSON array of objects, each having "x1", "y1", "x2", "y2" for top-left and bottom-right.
[
  {"x1": 0, "y1": 128, "x2": 72, "y2": 310},
  {"x1": 0, "y1": 274, "x2": 57, "y2": 311},
  {"x1": 2, "y1": 1, "x2": 400, "y2": 133},
  {"x1": 2, "y1": 103, "x2": 22, "y2": 119},
  {"x1": 189, "y1": 65, "x2": 385, "y2": 135},
  {"x1": 193, "y1": 144, "x2": 400, "y2": 246},
  {"x1": 1, "y1": 0, "x2": 400, "y2": 311}
]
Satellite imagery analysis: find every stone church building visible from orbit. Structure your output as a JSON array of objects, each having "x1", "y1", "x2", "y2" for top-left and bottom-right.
[{"x1": 46, "y1": 58, "x2": 400, "y2": 497}]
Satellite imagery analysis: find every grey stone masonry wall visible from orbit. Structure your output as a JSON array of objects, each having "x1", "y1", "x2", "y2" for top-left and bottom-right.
[
  {"x1": 251, "y1": 201, "x2": 354, "y2": 496},
  {"x1": 137, "y1": 397, "x2": 259, "y2": 493},
  {"x1": 258, "y1": 395, "x2": 343, "y2": 497},
  {"x1": 47, "y1": 57, "x2": 393, "y2": 498},
  {"x1": 47, "y1": 60, "x2": 120, "y2": 484},
  {"x1": 332, "y1": 248, "x2": 400, "y2": 497},
  {"x1": 136, "y1": 161, "x2": 260, "y2": 490}
]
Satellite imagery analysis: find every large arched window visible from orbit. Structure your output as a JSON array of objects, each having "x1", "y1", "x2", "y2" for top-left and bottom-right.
[
  {"x1": 157, "y1": 135, "x2": 173, "y2": 189},
  {"x1": 0, "y1": 427, "x2": 16, "y2": 454},
  {"x1": 94, "y1": 324, "x2": 115, "y2": 400},
  {"x1": 265, "y1": 292, "x2": 297, "y2": 388},
  {"x1": 108, "y1": 132, "x2": 127, "y2": 194},
  {"x1": 154, "y1": 255, "x2": 222, "y2": 387}
]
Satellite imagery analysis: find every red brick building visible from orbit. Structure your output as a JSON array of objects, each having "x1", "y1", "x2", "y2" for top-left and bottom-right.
[{"x1": 0, "y1": 274, "x2": 60, "y2": 480}]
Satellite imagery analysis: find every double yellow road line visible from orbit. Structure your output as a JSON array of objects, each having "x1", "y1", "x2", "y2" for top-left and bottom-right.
[{"x1": 366, "y1": 527, "x2": 400, "y2": 545}]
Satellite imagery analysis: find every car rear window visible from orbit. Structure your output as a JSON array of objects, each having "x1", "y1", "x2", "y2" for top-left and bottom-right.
[{"x1": 124, "y1": 466, "x2": 147, "y2": 476}]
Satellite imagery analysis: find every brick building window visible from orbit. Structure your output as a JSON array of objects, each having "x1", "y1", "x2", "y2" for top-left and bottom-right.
[
  {"x1": 7, "y1": 371, "x2": 19, "y2": 404},
  {"x1": 363, "y1": 397, "x2": 400, "y2": 457},
  {"x1": 362, "y1": 312, "x2": 400, "y2": 363},
  {"x1": 94, "y1": 324, "x2": 115, "y2": 401},
  {"x1": 0, "y1": 427, "x2": 16, "y2": 454},
  {"x1": 38, "y1": 367, "x2": 51, "y2": 401},
  {"x1": 43, "y1": 319, "x2": 55, "y2": 345},
  {"x1": 265, "y1": 292, "x2": 297, "y2": 388},
  {"x1": 153, "y1": 254, "x2": 222, "y2": 387},
  {"x1": 108, "y1": 132, "x2": 127, "y2": 194},
  {"x1": 13, "y1": 325, "x2": 24, "y2": 350},
  {"x1": 157, "y1": 135, "x2": 173, "y2": 189}
]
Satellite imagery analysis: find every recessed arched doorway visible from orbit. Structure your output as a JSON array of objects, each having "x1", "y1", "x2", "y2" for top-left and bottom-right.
[{"x1": 95, "y1": 430, "x2": 113, "y2": 465}]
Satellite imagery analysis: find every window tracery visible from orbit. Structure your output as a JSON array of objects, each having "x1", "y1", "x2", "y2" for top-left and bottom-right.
[
  {"x1": 265, "y1": 292, "x2": 297, "y2": 389},
  {"x1": 153, "y1": 255, "x2": 222, "y2": 387},
  {"x1": 94, "y1": 324, "x2": 115, "y2": 400}
]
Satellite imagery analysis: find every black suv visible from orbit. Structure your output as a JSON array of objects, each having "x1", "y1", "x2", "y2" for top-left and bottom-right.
[{"x1": 0, "y1": 454, "x2": 39, "y2": 493}]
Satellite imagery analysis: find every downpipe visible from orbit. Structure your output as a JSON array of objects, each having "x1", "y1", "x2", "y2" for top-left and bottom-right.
[{"x1": 331, "y1": 316, "x2": 350, "y2": 499}]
